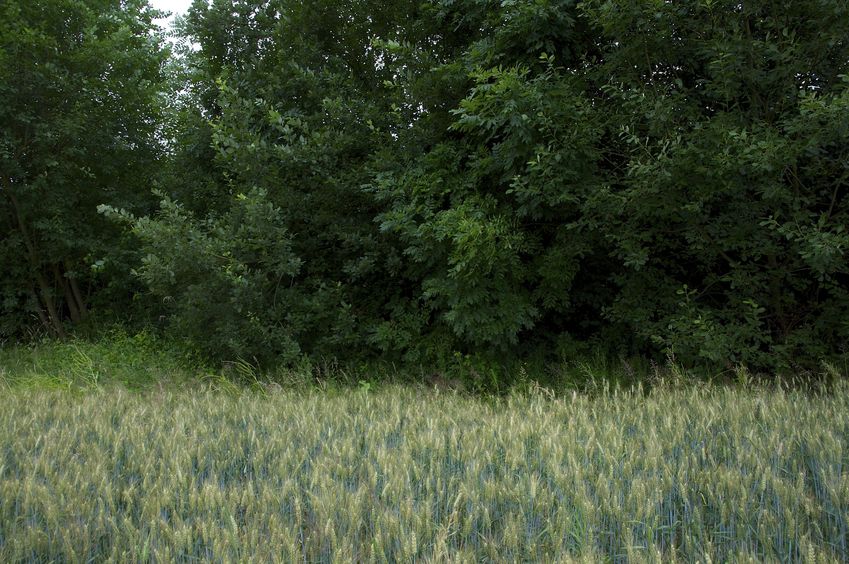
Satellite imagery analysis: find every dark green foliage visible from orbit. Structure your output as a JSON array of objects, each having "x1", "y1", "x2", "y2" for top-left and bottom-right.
[
  {"x1": 103, "y1": 190, "x2": 303, "y2": 364},
  {"x1": 372, "y1": 0, "x2": 849, "y2": 370},
  {"x1": 4, "y1": 0, "x2": 848, "y2": 376},
  {"x1": 0, "y1": 0, "x2": 168, "y2": 339},
  {"x1": 577, "y1": 0, "x2": 849, "y2": 367},
  {"x1": 116, "y1": 0, "x2": 420, "y2": 365}
]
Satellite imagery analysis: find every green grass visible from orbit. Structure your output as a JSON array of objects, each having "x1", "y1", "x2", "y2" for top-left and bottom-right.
[
  {"x1": 1, "y1": 377, "x2": 847, "y2": 562},
  {"x1": 0, "y1": 330, "x2": 199, "y2": 392}
]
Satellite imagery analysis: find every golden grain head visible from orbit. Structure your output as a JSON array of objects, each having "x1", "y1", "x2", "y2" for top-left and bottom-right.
[{"x1": 0, "y1": 383, "x2": 847, "y2": 561}]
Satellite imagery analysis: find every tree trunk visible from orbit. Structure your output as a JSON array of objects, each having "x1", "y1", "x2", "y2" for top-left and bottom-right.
[
  {"x1": 65, "y1": 259, "x2": 88, "y2": 319},
  {"x1": 5, "y1": 180, "x2": 67, "y2": 338},
  {"x1": 28, "y1": 286, "x2": 51, "y2": 332},
  {"x1": 55, "y1": 263, "x2": 81, "y2": 324},
  {"x1": 35, "y1": 267, "x2": 66, "y2": 338}
]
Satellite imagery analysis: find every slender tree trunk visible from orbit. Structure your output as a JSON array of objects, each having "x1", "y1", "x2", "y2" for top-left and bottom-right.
[
  {"x1": 54, "y1": 263, "x2": 81, "y2": 324},
  {"x1": 35, "y1": 267, "x2": 66, "y2": 338},
  {"x1": 65, "y1": 259, "x2": 88, "y2": 319},
  {"x1": 5, "y1": 180, "x2": 67, "y2": 338},
  {"x1": 28, "y1": 286, "x2": 51, "y2": 331}
]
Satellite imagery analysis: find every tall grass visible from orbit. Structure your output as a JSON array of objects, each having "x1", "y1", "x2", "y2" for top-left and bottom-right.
[
  {"x1": 0, "y1": 330, "x2": 196, "y2": 391},
  {"x1": 1, "y1": 382, "x2": 847, "y2": 562}
]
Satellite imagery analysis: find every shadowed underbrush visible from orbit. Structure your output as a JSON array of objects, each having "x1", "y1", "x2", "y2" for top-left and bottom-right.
[{"x1": 3, "y1": 333, "x2": 844, "y2": 397}]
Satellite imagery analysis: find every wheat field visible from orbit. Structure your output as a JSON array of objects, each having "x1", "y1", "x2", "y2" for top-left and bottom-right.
[{"x1": 0, "y1": 382, "x2": 847, "y2": 562}]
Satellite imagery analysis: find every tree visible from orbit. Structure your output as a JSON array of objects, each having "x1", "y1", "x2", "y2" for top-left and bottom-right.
[
  {"x1": 102, "y1": 0, "x2": 849, "y2": 373},
  {"x1": 130, "y1": 0, "x2": 466, "y2": 364},
  {"x1": 0, "y1": 0, "x2": 168, "y2": 338},
  {"x1": 578, "y1": 0, "x2": 849, "y2": 367},
  {"x1": 372, "y1": 0, "x2": 608, "y2": 360},
  {"x1": 375, "y1": 0, "x2": 849, "y2": 369}
]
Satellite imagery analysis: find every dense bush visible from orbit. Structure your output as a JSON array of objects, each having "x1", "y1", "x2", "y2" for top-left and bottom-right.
[
  {"x1": 373, "y1": 0, "x2": 849, "y2": 369},
  {"x1": 0, "y1": 0, "x2": 168, "y2": 338},
  {"x1": 103, "y1": 190, "x2": 303, "y2": 364},
  {"x1": 4, "y1": 0, "x2": 848, "y2": 375}
]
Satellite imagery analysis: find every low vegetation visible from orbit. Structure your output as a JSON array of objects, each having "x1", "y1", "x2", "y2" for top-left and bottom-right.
[{"x1": 1, "y1": 376, "x2": 846, "y2": 562}]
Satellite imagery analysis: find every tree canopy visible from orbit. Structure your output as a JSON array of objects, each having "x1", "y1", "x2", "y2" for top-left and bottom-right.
[
  {"x1": 3, "y1": 0, "x2": 848, "y2": 377},
  {"x1": 1, "y1": 0, "x2": 168, "y2": 337}
]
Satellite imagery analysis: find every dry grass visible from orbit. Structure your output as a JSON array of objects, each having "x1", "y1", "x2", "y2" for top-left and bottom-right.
[{"x1": 0, "y1": 382, "x2": 847, "y2": 562}]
